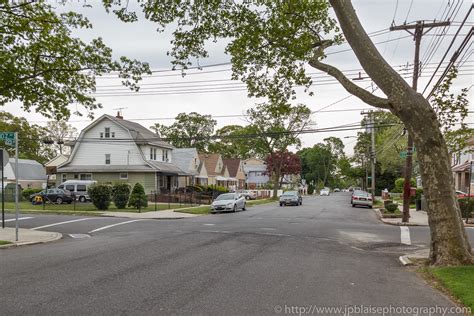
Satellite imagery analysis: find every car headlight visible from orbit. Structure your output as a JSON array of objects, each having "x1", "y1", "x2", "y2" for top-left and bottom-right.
[{"x1": 226, "y1": 203, "x2": 233, "y2": 207}]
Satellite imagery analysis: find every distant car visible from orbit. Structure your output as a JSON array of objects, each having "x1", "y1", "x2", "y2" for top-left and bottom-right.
[
  {"x1": 58, "y1": 180, "x2": 96, "y2": 202},
  {"x1": 351, "y1": 190, "x2": 373, "y2": 208},
  {"x1": 334, "y1": 188, "x2": 340, "y2": 192},
  {"x1": 30, "y1": 189, "x2": 73, "y2": 204},
  {"x1": 455, "y1": 190, "x2": 474, "y2": 199},
  {"x1": 210, "y1": 193, "x2": 246, "y2": 213},
  {"x1": 320, "y1": 188, "x2": 330, "y2": 196},
  {"x1": 279, "y1": 191, "x2": 302, "y2": 206},
  {"x1": 239, "y1": 190, "x2": 257, "y2": 200}
]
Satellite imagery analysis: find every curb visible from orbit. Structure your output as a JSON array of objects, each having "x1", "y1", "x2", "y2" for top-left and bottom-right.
[
  {"x1": 399, "y1": 255, "x2": 414, "y2": 266},
  {"x1": 0, "y1": 232, "x2": 63, "y2": 249},
  {"x1": 372, "y1": 208, "x2": 425, "y2": 226}
]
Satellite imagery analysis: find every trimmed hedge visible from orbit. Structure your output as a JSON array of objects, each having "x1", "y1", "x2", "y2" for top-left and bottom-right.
[
  {"x1": 112, "y1": 183, "x2": 131, "y2": 209},
  {"x1": 385, "y1": 202, "x2": 399, "y2": 213},
  {"x1": 458, "y1": 198, "x2": 474, "y2": 219},
  {"x1": 128, "y1": 183, "x2": 148, "y2": 210},
  {"x1": 88, "y1": 184, "x2": 112, "y2": 210},
  {"x1": 21, "y1": 188, "x2": 43, "y2": 201}
]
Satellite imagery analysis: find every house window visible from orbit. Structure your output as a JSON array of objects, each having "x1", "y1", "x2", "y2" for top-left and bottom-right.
[
  {"x1": 105, "y1": 127, "x2": 110, "y2": 138},
  {"x1": 111, "y1": 132, "x2": 115, "y2": 138},
  {"x1": 100, "y1": 132, "x2": 104, "y2": 138},
  {"x1": 61, "y1": 174, "x2": 67, "y2": 183},
  {"x1": 162, "y1": 149, "x2": 168, "y2": 162},
  {"x1": 105, "y1": 154, "x2": 111, "y2": 165},
  {"x1": 149, "y1": 148, "x2": 157, "y2": 160},
  {"x1": 120, "y1": 172, "x2": 128, "y2": 180},
  {"x1": 74, "y1": 174, "x2": 79, "y2": 179},
  {"x1": 80, "y1": 173, "x2": 92, "y2": 180}
]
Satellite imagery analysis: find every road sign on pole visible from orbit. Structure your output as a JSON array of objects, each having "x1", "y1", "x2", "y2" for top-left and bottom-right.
[{"x1": 399, "y1": 151, "x2": 407, "y2": 159}]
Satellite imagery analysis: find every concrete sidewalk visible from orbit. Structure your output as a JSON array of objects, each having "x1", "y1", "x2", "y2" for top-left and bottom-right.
[
  {"x1": 0, "y1": 228, "x2": 62, "y2": 248},
  {"x1": 100, "y1": 209, "x2": 200, "y2": 219},
  {"x1": 377, "y1": 208, "x2": 474, "y2": 227}
]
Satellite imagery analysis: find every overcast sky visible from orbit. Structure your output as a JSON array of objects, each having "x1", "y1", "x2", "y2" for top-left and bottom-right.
[{"x1": 4, "y1": 0, "x2": 473, "y2": 155}]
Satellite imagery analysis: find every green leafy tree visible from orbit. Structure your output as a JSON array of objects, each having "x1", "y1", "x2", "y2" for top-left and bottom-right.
[
  {"x1": 151, "y1": 112, "x2": 217, "y2": 151},
  {"x1": 112, "y1": 183, "x2": 131, "y2": 209},
  {"x1": 128, "y1": 183, "x2": 148, "y2": 211},
  {"x1": 0, "y1": 1, "x2": 150, "y2": 119},
  {"x1": 0, "y1": 112, "x2": 54, "y2": 164},
  {"x1": 88, "y1": 184, "x2": 112, "y2": 210},
  {"x1": 43, "y1": 120, "x2": 77, "y2": 156},
  {"x1": 104, "y1": 0, "x2": 472, "y2": 265},
  {"x1": 208, "y1": 125, "x2": 256, "y2": 159}
]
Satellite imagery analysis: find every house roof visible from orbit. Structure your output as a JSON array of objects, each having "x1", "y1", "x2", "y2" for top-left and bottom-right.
[
  {"x1": 148, "y1": 161, "x2": 187, "y2": 175},
  {"x1": 452, "y1": 160, "x2": 471, "y2": 172},
  {"x1": 45, "y1": 154, "x2": 69, "y2": 167},
  {"x1": 223, "y1": 159, "x2": 241, "y2": 178},
  {"x1": 198, "y1": 153, "x2": 222, "y2": 176},
  {"x1": 7, "y1": 158, "x2": 47, "y2": 180},
  {"x1": 243, "y1": 163, "x2": 267, "y2": 173},
  {"x1": 104, "y1": 115, "x2": 173, "y2": 149},
  {"x1": 58, "y1": 162, "x2": 187, "y2": 175},
  {"x1": 172, "y1": 148, "x2": 199, "y2": 175}
]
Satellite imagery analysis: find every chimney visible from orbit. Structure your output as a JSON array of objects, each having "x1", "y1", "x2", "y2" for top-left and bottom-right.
[{"x1": 116, "y1": 111, "x2": 123, "y2": 119}]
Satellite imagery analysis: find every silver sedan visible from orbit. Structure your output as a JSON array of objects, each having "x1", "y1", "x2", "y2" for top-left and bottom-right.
[{"x1": 211, "y1": 193, "x2": 246, "y2": 213}]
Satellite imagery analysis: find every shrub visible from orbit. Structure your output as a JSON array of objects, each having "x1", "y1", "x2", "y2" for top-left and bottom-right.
[
  {"x1": 128, "y1": 183, "x2": 148, "y2": 210},
  {"x1": 205, "y1": 185, "x2": 228, "y2": 193},
  {"x1": 21, "y1": 188, "x2": 43, "y2": 201},
  {"x1": 393, "y1": 178, "x2": 416, "y2": 193},
  {"x1": 385, "y1": 202, "x2": 399, "y2": 213},
  {"x1": 112, "y1": 183, "x2": 131, "y2": 209},
  {"x1": 458, "y1": 198, "x2": 474, "y2": 219},
  {"x1": 88, "y1": 184, "x2": 112, "y2": 210},
  {"x1": 308, "y1": 183, "x2": 315, "y2": 195},
  {"x1": 383, "y1": 199, "x2": 393, "y2": 208}
]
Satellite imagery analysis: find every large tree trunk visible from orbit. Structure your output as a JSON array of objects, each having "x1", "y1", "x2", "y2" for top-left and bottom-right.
[{"x1": 326, "y1": 0, "x2": 473, "y2": 265}]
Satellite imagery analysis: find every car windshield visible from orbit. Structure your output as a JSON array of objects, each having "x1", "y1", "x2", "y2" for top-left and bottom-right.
[
  {"x1": 216, "y1": 193, "x2": 235, "y2": 201},
  {"x1": 282, "y1": 191, "x2": 297, "y2": 196},
  {"x1": 355, "y1": 191, "x2": 370, "y2": 197}
]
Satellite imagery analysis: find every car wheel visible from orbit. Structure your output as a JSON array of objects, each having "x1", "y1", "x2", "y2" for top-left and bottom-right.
[
  {"x1": 56, "y1": 197, "x2": 63, "y2": 204},
  {"x1": 233, "y1": 205, "x2": 237, "y2": 212},
  {"x1": 351, "y1": 203, "x2": 355, "y2": 208},
  {"x1": 242, "y1": 203, "x2": 246, "y2": 211},
  {"x1": 79, "y1": 196, "x2": 86, "y2": 203},
  {"x1": 280, "y1": 203, "x2": 283, "y2": 207},
  {"x1": 368, "y1": 205, "x2": 373, "y2": 209},
  {"x1": 245, "y1": 196, "x2": 250, "y2": 200}
]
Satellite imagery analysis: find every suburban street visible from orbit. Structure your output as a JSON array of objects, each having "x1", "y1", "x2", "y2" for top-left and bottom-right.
[{"x1": 1, "y1": 193, "x2": 473, "y2": 315}]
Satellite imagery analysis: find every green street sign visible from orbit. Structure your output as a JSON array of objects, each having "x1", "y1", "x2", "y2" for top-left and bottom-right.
[
  {"x1": 399, "y1": 151, "x2": 407, "y2": 158},
  {"x1": 0, "y1": 132, "x2": 15, "y2": 147}
]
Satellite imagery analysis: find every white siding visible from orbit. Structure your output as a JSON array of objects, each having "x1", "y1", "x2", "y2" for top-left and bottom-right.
[{"x1": 69, "y1": 119, "x2": 145, "y2": 166}]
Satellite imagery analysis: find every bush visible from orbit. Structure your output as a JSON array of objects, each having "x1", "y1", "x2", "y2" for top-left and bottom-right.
[
  {"x1": 458, "y1": 198, "x2": 474, "y2": 219},
  {"x1": 205, "y1": 185, "x2": 228, "y2": 193},
  {"x1": 308, "y1": 183, "x2": 315, "y2": 195},
  {"x1": 128, "y1": 183, "x2": 148, "y2": 210},
  {"x1": 21, "y1": 188, "x2": 43, "y2": 201},
  {"x1": 393, "y1": 178, "x2": 416, "y2": 193},
  {"x1": 112, "y1": 183, "x2": 131, "y2": 209},
  {"x1": 385, "y1": 202, "x2": 399, "y2": 213},
  {"x1": 88, "y1": 184, "x2": 112, "y2": 210},
  {"x1": 383, "y1": 199, "x2": 393, "y2": 208}
]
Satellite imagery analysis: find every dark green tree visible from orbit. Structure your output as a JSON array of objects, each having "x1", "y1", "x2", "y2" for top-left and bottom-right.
[
  {"x1": 112, "y1": 183, "x2": 131, "y2": 209},
  {"x1": 88, "y1": 184, "x2": 112, "y2": 211},
  {"x1": 128, "y1": 183, "x2": 148, "y2": 211},
  {"x1": 208, "y1": 125, "x2": 256, "y2": 159},
  {"x1": 0, "y1": 1, "x2": 150, "y2": 119},
  {"x1": 151, "y1": 112, "x2": 217, "y2": 151}
]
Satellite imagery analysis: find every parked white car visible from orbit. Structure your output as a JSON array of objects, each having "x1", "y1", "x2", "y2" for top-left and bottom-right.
[
  {"x1": 320, "y1": 188, "x2": 330, "y2": 196},
  {"x1": 210, "y1": 193, "x2": 246, "y2": 213}
]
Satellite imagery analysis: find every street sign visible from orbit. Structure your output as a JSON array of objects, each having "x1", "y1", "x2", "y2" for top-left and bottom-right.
[
  {"x1": 0, "y1": 148, "x2": 9, "y2": 167},
  {"x1": 399, "y1": 151, "x2": 407, "y2": 158},
  {"x1": 0, "y1": 132, "x2": 16, "y2": 147}
]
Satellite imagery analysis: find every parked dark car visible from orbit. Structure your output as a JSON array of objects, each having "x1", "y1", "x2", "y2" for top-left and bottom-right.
[
  {"x1": 279, "y1": 191, "x2": 303, "y2": 206},
  {"x1": 30, "y1": 189, "x2": 73, "y2": 204}
]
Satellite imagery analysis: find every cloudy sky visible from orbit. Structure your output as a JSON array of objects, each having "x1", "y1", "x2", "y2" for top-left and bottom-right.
[{"x1": 4, "y1": 0, "x2": 473, "y2": 154}]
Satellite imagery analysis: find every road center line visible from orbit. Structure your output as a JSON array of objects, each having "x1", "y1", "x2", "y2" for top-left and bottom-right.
[
  {"x1": 89, "y1": 219, "x2": 146, "y2": 233},
  {"x1": 3, "y1": 217, "x2": 34, "y2": 223},
  {"x1": 32, "y1": 218, "x2": 94, "y2": 230},
  {"x1": 400, "y1": 226, "x2": 411, "y2": 245}
]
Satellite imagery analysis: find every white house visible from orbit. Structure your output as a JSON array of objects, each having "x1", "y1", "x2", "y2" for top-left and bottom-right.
[
  {"x1": 57, "y1": 113, "x2": 188, "y2": 193},
  {"x1": 451, "y1": 136, "x2": 474, "y2": 193},
  {"x1": 173, "y1": 148, "x2": 208, "y2": 187}
]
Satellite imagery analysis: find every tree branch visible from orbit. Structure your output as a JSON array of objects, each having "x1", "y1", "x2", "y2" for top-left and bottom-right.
[{"x1": 309, "y1": 57, "x2": 391, "y2": 109}]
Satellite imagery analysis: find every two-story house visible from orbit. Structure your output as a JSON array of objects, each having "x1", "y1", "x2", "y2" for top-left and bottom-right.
[
  {"x1": 173, "y1": 148, "x2": 208, "y2": 187},
  {"x1": 243, "y1": 158, "x2": 270, "y2": 189},
  {"x1": 199, "y1": 153, "x2": 237, "y2": 188},
  {"x1": 452, "y1": 136, "x2": 474, "y2": 193},
  {"x1": 57, "y1": 113, "x2": 187, "y2": 194},
  {"x1": 223, "y1": 159, "x2": 246, "y2": 190}
]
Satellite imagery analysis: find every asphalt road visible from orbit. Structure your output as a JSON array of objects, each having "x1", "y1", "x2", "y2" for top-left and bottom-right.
[{"x1": 1, "y1": 193, "x2": 472, "y2": 315}]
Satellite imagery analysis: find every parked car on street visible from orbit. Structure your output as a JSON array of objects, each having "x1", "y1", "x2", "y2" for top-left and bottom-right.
[
  {"x1": 351, "y1": 190, "x2": 373, "y2": 208},
  {"x1": 455, "y1": 190, "x2": 474, "y2": 199},
  {"x1": 58, "y1": 180, "x2": 96, "y2": 202},
  {"x1": 334, "y1": 188, "x2": 340, "y2": 192},
  {"x1": 30, "y1": 188, "x2": 73, "y2": 204},
  {"x1": 279, "y1": 191, "x2": 303, "y2": 206},
  {"x1": 320, "y1": 188, "x2": 330, "y2": 196},
  {"x1": 239, "y1": 190, "x2": 257, "y2": 200},
  {"x1": 210, "y1": 193, "x2": 246, "y2": 213}
]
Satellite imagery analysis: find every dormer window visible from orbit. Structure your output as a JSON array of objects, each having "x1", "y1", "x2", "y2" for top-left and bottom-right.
[
  {"x1": 162, "y1": 149, "x2": 169, "y2": 162},
  {"x1": 149, "y1": 148, "x2": 157, "y2": 160},
  {"x1": 105, "y1": 127, "x2": 110, "y2": 138}
]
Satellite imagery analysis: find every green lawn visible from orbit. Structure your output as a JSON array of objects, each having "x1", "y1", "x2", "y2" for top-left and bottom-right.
[
  {"x1": 429, "y1": 266, "x2": 474, "y2": 310},
  {"x1": 175, "y1": 198, "x2": 275, "y2": 215},
  {"x1": 2, "y1": 201, "x2": 190, "y2": 214},
  {"x1": 246, "y1": 198, "x2": 277, "y2": 206},
  {"x1": 0, "y1": 240, "x2": 12, "y2": 245}
]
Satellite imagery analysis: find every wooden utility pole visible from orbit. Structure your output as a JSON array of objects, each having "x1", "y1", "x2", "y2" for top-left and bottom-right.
[
  {"x1": 361, "y1": 110, "x2": 375, "y2": 197},
  {"x1": 390, "y1": 20, "x2": 450, "y2": 223}
]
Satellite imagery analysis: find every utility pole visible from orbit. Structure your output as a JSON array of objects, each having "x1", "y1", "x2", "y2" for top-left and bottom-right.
[
  {"x1": 390, "y1": 20, "x2": 450, "y2": 223},
  {"x1": 361, "y1": 110, "x2": 375, "y2": 198}
]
